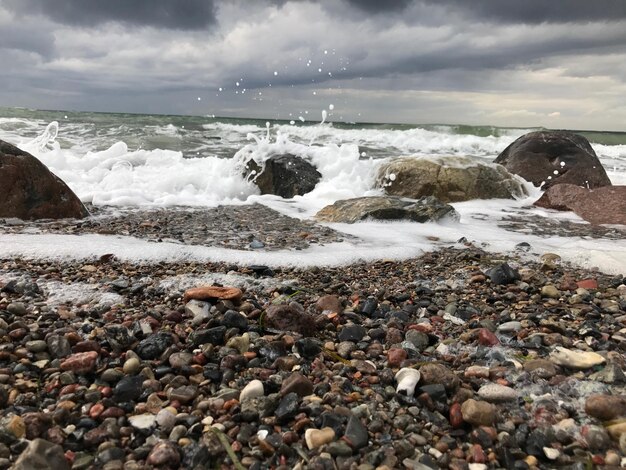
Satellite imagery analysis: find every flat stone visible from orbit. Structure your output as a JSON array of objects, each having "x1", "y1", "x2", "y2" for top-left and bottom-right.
[
  {"x1": 477, "y1": 384, "x2": 519, "y2": 402},
  {"x1": 585, "y1": 394, "x2": 626, "y2": 421},
  {"x1": 549, "y1": 347, "x2": 606, "y2": 369},
  {"x1": 129, "y1": 414, "x2": 156, "y2": 430},
  {"x1": 60, "y1": 351, "x2": 99, "y2": 374},
  {"x1": 461, "y1": 399, "x2": 496, "y2": 426},
  {"x1": 280, "y1": 372, "x2": 314, "y2": 397},
  {"x1": 13, "y1": 438, "x2": 70, "y2": 470}
]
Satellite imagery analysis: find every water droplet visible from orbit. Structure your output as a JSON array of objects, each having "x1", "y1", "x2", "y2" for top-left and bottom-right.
[
  {"x1": 329, "y1": 104, "x2": 334, "y2": 110},
  {"x1": 218, "y1": 87, "x2": 223, "y2": 91},
  {"x1": 274, "y1": 71, "x2": 278, "y2": 76}
]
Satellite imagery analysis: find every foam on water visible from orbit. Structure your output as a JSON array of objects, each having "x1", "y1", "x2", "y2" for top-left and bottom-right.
[{"x1": 1, "y1": 112, "x2": 625, "y2": 273}]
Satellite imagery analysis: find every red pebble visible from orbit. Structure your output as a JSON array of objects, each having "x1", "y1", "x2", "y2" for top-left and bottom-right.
[
  {"x1": 100, "y1": 406, "x2": 125, "y2": 418},
  {"x1": 89, "y1": 403, "x2": 104, "y2": 419},
  {"x1": 577, "y1": 279, "x2": 598, "y2": 289},
  {"x1": 591, "y1": 455, "x2": 605, "y2": 465},
  {"x1": 471, "y1": 444, "x2": 486, "y2": 463},
  {"x1": 387, "y1": 348, "x2": 408, "y2": 367},
  {"x1": 60, "y1": 351, "x2": 99, "y2": 374},
  {"x1": 449, "y1": 402, "x2": 464, "y2": 428},
  {"x1": 478, "y1": 328, "x2": 499, "y2": 346}
]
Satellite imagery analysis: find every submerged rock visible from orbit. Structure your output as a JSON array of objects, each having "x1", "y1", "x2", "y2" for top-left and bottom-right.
[
  {"x1": 376, "y1": 156, "x2": 526, "y2": 202},
  {"x1": 315, "y1": 196, "x2": 457, "y2": 224},
  {"x1": 245, "y1": 153, "x2": 321, "y2": 198},
  {"x1": 494, "y1": 131, "x2": 611, "y2": 189}
]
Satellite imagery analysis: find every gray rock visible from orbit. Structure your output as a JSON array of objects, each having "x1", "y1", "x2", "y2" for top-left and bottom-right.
[
  {"x1": 376, "y1": 155, "x2": 526, "y2": 202},
  {"x1": 13, "y1": 438, "x2": 70, "y2": 470},
  {"x1": 315, "y1": 196, "x2": 457, "y2": 224},
  {"x1": 245, "y1": 153, "x2": 321, "y2": 198},
  {"x1": 344, "y1": 415, "x2": 368, "y2": 450}
]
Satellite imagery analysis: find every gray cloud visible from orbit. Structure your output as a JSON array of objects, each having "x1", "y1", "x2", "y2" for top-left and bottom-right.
[{"x1": 4, "y1": 0, "x2": 217, "y2": 30}]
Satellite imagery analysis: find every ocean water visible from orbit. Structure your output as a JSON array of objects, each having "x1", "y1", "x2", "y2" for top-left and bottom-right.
[{"x1": 1, "y1": 107, "x2": 625, "y2": 273}]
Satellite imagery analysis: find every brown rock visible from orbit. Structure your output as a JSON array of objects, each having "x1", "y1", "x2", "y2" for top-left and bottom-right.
[
  {"x1": 60, "y1": 351, "x2": 99, "y2": 374},
  {"x1": 183, "y1": 286, "x2": 242, "y2": 303},
  {"x1": 315, "y1": 295, "x2": 343, "y2": 314},
  {"x1": 461, "y1": 399, "x2": 496, "y2": 426},
  {"x1": 419, "y1": 363, "x2": 460, "y2": 392},
  {"x1": 387, "y1": 348, "x2": 408, "y2": 368},
  {"x1": 494, "y1": 131, "x2": 611, "y2": 189},
  {"x1": 264, "y1": 304, "x2": 316, "y2": 335},
  {"x1": 478, "y1": 328, "x2": 499, "y2": 346},
  {"x1": 449, "y1": 402, "x2": 464, "y2": 428},
  {"x1": 576, "y1": 279, "x2": 598, "y2": 289},
  {"x1": 147, "y1": 441, "x2": 181, "y2": 467},
  {"x1": 534, "y1": 184, "x2": 626, "y2": 226},
  {"x1": 376, "y1": 156, "x2": 526, "y2": 202},
  {"x1": 280, "y1": 372, "x2": 314, "y2": 397},
  {"x1": 0, "y1": 139, "x2": 88, "y2": 220},
  {"x1": 585, "y1": 394, "x2": 626, "y2": 421},
  {"x1": 523, "y1": 359, "x2": 558, "y2": 379},
  {"x1": 13, "y1": 438, "x2": 70, "y2": 470}
]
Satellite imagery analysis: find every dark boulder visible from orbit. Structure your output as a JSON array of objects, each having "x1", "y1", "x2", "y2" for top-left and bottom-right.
[
  {"x1": 0, "y1": 139, "x2": 88, "y2": 220},
  {"x1": 494, "y1": 131, "x2": 611, "y2": 189},
  {"x1": 534, "y1": 184, "x2": 626, "y2": 226},
  {"x1": 245, "y1": 153, "x2": 321, "y2": 198},
  {"x1": 315, "y1": 196, "x2": 457, "y2": 224}
]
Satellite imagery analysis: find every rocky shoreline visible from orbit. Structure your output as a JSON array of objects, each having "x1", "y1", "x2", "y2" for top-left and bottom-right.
[{"x1": 0, "y1": 240, "x2": 625, "y2": 469}]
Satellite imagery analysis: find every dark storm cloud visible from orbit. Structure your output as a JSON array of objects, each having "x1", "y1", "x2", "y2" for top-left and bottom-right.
[
  {"x1": 343, "y1": 0, "x2": 413, "y2": 13},
  {"x1": 422, "y1": 0, "x2": 626, "y2": 24},
  {"x1": 4, "y1": 0, "x2": 217, "y2": 30}
]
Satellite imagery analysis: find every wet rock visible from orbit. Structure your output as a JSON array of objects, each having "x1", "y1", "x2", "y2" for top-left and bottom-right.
[
  {"x1": 169, "y1": 385, "x2": 197, "y2": 404},
  {"x1": 316, "y1": 196, "x2": 458, "y2": 224},
  {"x1": 315, "y1": 295, "x2": 342, "y2": 314},
  {"x1": 485, "y1": 263, "x2": 520, "y2": 285},
  {"x1": 494, "y1": 130, "x2": 612, "y2": 189},
  {"x1": 47, "y1": 335, "x2": 71, "y2": 359},
  {"x1": 245, "y1": 153, "x2": 321, "y2": 198},
  {"x1": 376, "y1": 156, "x2": 526, "y2": 202},
  {"x1": 523, "y1": 359, "x2": 558, "y2": 379},
  {"x1": 183, "y1": 285, "x2": 242, "y2": 303},
  {"x1": 477, "y1": 384, "x2": 519, "y2": 402},
  {"x1": 0, "y1": 138, "x2": 88, "y2": 220},
  {"x1": 222, "y1": 310, "x2": 248, "y2": 330},
  {"x1": 129, "y1": 414, "x2": 156, "y2": 430},
  {"x1": 534, "y1": 184, "x2": 626, "y2": 226},
  {"x1": 13, "y1": 438, "x2": 70, "y2": 470},
  {"x1": 191, "y1": 326, "x2": 226, "y2": 347}
]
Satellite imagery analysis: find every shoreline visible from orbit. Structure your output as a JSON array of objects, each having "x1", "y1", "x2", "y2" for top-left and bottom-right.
[{"x1": 0, "y1": 243, "x2": 625, "y2": 468}]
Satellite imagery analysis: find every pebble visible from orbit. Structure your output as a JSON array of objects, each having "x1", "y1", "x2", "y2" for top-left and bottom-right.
[
  {"x1": 305, "y1": 427, "x2": 336, "y2": 449},
  {"x1": 477, "y1": 384, "x2": 519, "y2": 402},
  {"x1": 13, "y1": 438, "x2": 70, "y2": 470},
  {"x1": 122, "y1": 357, "x2": 141, "y2": 375},
  {"x1": 549, "y1": 347, "x2": 606, "y2": 369},
  {"x1": 146, "y1": 441, "x2": 181, "y2": 467},
  {"x1": 461, "y1": 399, "x2": 496, "y2": 426},
  {"x1": 60, "y1": 351, "x2": 99, "y2": 374},
  {"x1": 128, "y1": 414, "x2": 156, "y2": 430},
  {"x1": 240, "y1": 379, "x2": 265, "y2": 401}
]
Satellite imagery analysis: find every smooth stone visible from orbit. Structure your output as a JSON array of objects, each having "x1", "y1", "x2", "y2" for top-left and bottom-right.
[
  {"x1": 7, "y1": 302, "x2": 27, "y2": 315},
  {"x1": 275, "y1": 393, "x2": 299, "y2": 424},
  {"x1": 280, "y1": 372, "x2": 314, "y2": 398},
  {"x1": 461, "y1": 399, "x2": 496, "y2": 426},
  {"x1": 123, "y1": 358, "x2": 141, "y2": 375},
  {"x1": 168, "y1": 352, "x2": 193, "y2": 369},
  {"x1": 156, "y1": 409, "x2": 177, "y2": 432},
  {"x1": 25, "y1": 340, "x2": 47, "y2": 353},
  {"x1": 146, "y1": 441, "x2": 181, "y2": 467},
  {"x1": 338, "y1": 324, "x2": 367, "y2": 342},
  {"x1": 305, "y1": 427, "x2": 336, "y2": 449},
  {"x1": 541, "y1": 285, "x2": 560, "y2": 299},
  {"x1": 497, "y1": 321, "x2": 522, "y2": 333},
  {"x1": 113, "y1": 375, "x2": 143, "y2": 402},
  {"x1": 129, "y1": 414, "x2": 156, "y2": 430},
  {"x1": 343, "y1": 415, "x2": 368, "y2": 449},
  {"x1": 13, "y1": 438, "x2": 70, "y2": 470},
  {"x1": 477, "y1": 384, "x2": 519, "y2": 402},
  {"x1": 240, "y1": 380, "x2": 264, "y2": 402},
  {"x1": 549, "y1": 347, "x2": 606, "y2": 369}
]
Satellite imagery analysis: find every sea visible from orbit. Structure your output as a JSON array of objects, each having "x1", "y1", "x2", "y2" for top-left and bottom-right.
[{"x1": 1, "y1": 107, "x2": 625, "y2": 273}]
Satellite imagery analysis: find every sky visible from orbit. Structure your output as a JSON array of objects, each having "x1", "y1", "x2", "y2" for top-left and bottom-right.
[{"x1": 1, "y1": 0, "x2": 626, "y2": 131}]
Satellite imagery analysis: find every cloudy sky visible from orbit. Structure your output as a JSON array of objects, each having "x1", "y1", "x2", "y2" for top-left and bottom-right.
[{"x1": 1, "y1": 0, "x2": 625, "y2": 130}]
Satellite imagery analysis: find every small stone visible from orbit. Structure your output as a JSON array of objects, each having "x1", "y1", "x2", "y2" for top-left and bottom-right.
[
  {"x1": 478, "y1": 329, "x2": 499, "y2": 346},
  {"x1": 477, "y1": 384, "x2": 519, "y2": 402},
  {"x1": 585, "y1": 394, "x2": 626, "y2": 421},
  {"x1": 343, "y1": 415, "x2": 368, "y2": 449},
  {"x1": 577, "y1": 279, "x2": 598, "y2": 289},
  {"x1": 113, "y1": 375, "x2": 143, "y2": 402},
  {"x1": 315, "y1": 295, "x2": 342, "y2": 314},
  {"x1": 183, "y1": 285, "x2": 242, "y2": 303},
  {"x1": 264, "y1": 304, "x2": 316, "y2": 335},
  {"x1": 13, "y1": 438, "x2": 70, "y2": 470},
  {"x1": 129, "y1": 414, "x2": 156, "y2": 430},
  {"x1": 497, "y1": 321, "x2": 522, "y2": 333},
  {"x1": 606, "y1": 421, "x2": 626, "y2": 440},
  {"x1": 60, "y1": 351, "x2": 99, "y2": 374},
  {"x1": 47, "y1": 335, "x2": 71, "y2": 359},
  {"x1": 240, "y1": 380, "x2": 264, "y2": 401},
  {"x1": 7, "y1": 302, "x2": 27, "y2": 315},
  {"x1": 169, "y1": 385, "x2": 197, "y2": 404},
  {"x1": 275, "y1": 392, "x2": 300, "y2": 424},
  {"x1": 541, "y1": 285, "x2": 560, "y2": 299},
  {"x1": 523, "y1": 359, "x2": 558, "y2": 378},
  {"x1": 461, "y1": 399, "x2": 496, "y2": 426},
  {"x1": 305, "y1": 427, "x2": 336, "y2": 449},
  {"x1": 543, "y1": 447, "x2": 560, "y2": 460},
  {"x1": 549, "y1": 347, "x2": 606, "y2": 369},
  {"x1": 135, "y1": 333, "x2": 173, "y2": 360},
  {"x1": 156, "y1": 409, "x2": 177, "y2": 432},
  {"x1": 25, "y1": 340, "x2": 47, "y2": 353},
  {"x1": 419, "y1": 363, "x2": 460, "y2": 391},
  {"x1": 338, "y1": 324, "x2": 367, "y2": 342},
  {"x1": 123, "y1": 357, "x2": 141, "y2": 375},
  {"x1": 387, "y1": 348, "x2": 408, "y2": 367},
  {"x1": 1, "y1": 415, "x2": 25, "y2": 439},
  {"x1": 280, "y1": 372, "x2": 314, "y2": 397},
  {"x1": 485, "y1": 263, "x2": 520, "y2": 285},
  {"x1": 147, "y1": 441, "x2": 181, "y2": 467},
  {"x1": 168, "y1": 352, "x2": 193, "y2": 369}
]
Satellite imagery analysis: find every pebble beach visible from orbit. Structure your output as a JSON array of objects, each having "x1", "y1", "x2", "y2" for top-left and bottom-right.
[{"x1": 1, "y1": 207, "x2": 625, "y2": 470}]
